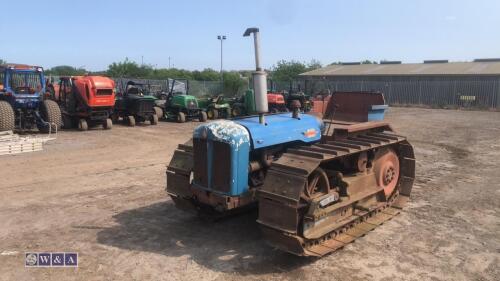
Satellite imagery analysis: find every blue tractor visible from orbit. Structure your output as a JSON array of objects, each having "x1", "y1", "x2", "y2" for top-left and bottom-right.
[
  {"x1": 166, "y1": 28, "x2": 416, "y2": 257},
  {"x1": 0, "y1": 64, "x2": 62, "y2": 132}
]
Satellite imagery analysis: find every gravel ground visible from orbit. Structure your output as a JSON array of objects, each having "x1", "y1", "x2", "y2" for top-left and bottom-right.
[{"x1": 0, "y1": 107, "x2": 499, "y2": 281}]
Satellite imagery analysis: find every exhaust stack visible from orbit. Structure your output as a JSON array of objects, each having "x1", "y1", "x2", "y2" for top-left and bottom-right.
[{"x1": 244, "y1": 27, "x2": 268, "y2": 124}]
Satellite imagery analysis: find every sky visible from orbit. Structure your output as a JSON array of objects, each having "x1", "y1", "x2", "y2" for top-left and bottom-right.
[{"x1": 1, "y1": 0, "x2": 499, "y2": 71}]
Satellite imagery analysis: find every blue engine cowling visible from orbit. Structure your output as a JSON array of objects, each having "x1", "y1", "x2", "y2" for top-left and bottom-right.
[{"x1": 192, "y1": 113, "x2": 324, "y2": 197}]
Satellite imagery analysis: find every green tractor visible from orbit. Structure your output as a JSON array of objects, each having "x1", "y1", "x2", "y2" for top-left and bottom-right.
[
  {"x1": 113, "y1": 81, "x2": 162, "y2": 126},
  {"x1": 159, "y1": 79, "x2": 207, "y2": 123},
  {"x1": 228, "y1": 89, "x2": 257, "y2": 117},
  {"x1": 198, "y1": 94, "x2": 232, "y2": 119}
]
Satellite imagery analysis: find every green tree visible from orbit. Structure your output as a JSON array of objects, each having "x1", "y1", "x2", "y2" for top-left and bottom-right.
[
  {"x1": 270, "y1": 60, "x2": 308, "y2": 82},
  {"x1": 46, "y1": 65, "x2": 87, "y2": 76},
  {"x1": 223, "y1": 71, "x2": 246, "y2": 95},
  {"x1": 107, "y1": 58, "x2": 153, "y2": 78},
  {"x1": 361, "y1": 60, "x2": 378, "y2": 64},
  {"x1": 192, "y1": 68, "x2": 220, "y2": 81},
  {"x1": 0, "y1": 58, "x2": 5, "y2": 65}
]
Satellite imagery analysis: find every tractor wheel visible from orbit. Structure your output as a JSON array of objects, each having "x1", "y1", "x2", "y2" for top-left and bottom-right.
[
  {"x1": 103, "y1": 118, "x2": 113, "y2": 130},
  {"x1": 231, "y1": 107, "x2": 242, "y2": 117},
  {"x1": 199, "y1": 111, "x2": 207, "y2": 122},
  {"x1": 38, "y1": 100, "x2": 62, "y2": 133},
  {"x1": 0, "y1": 100, "x2": 15, "y2": 132},
  {"x1": 177, "y1": 112, "x2": 186, "y2": 123},
  {"x1": 62, "y1": 114, "x2": 74, "y2": 129},
  {"x1": 111, "y1": 114, "x2": 119, "y2": 124},
  {"x1": 127, "y1": 115, "x2": 136, "y2": 127},
  {"x1": 154, "y1": 106, "x2": 163, "y2": 120},
  {"x1": 151, "y1": 114, "x2": 159, "y2": 125},
  {"x1": 208, "y1": 109, "x2": 218, "y2": 119},
  {"x1": 78, "y1": 119, "x2": 88, "y2": 131}
]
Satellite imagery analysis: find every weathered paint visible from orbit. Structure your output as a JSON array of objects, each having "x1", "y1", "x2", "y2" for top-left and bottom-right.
[
  {"x1": 193, "y1": 120, "x2": 250, "y2": 196},
  {"x1": 192, "y1": 114, "x2": 324, "y2": 196},
  {"x1": 235, "y1": 113, "x2": 323, "y2": 149}
]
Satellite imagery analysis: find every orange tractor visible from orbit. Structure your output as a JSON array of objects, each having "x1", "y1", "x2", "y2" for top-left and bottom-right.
[
  {"x1": 267, "y1": 91, "x2": 288, "y2": 113},
  {"x1": 50, "y1": 76, "x2": 115, "y2": 130}
]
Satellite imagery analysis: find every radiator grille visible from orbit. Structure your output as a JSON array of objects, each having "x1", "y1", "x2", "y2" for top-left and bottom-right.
[
  {"x1": 192, "y1": 138, "x2": 231, "y2": 193},
  {"x1": 193, "y1": 138, "x2": 208, "y2": 186},
  {"x1": 212, "y1": 141, "x2": 231, "y2": 193}
]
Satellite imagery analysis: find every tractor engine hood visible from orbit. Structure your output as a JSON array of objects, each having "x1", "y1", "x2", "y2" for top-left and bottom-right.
[{"x1": 193, "y1": 113, "x2": 323, "y2": 150}]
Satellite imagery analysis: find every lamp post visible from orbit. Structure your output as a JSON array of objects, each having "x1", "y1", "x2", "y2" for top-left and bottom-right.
[{"x1": 217, "y1": 35, "x2": 226, "y2": 92}]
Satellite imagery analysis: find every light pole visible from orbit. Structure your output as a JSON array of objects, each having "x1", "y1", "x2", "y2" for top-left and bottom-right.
[{"x1": 217, "y1": 35, "x2": 226, "y2": 92}]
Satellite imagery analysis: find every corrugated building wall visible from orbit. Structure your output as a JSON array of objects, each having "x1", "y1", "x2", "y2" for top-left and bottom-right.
[{"x1": 300, "y1": 60, "x2": 500, "y2": 109}]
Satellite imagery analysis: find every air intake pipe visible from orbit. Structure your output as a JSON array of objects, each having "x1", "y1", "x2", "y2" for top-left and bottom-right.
[{"x1": 244, "y1": 27, "x2": 268, "y2": 124}]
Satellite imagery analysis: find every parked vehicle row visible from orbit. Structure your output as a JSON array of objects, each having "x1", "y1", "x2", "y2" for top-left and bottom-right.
[{"x1": 0, "y1": 63, "x2": 314, "y2": 132}]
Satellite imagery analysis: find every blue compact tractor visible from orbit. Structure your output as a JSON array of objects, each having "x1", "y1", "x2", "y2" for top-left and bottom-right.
[
  {"x1": 0, "y1": 64, "x2": 62, "y2": 132},
  {"x1": 166, "y1": 28, "x2": 415, "y2": 257}
]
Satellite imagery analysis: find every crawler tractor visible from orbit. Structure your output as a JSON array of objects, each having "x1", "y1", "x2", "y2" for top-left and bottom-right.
[
  {"x1": 0, "y1": 64, "x2": 62, "y2": 133},
  {"x1": 53, "y1": 76, "x2": 115, "y2": 130},
  {"x1": 166, "y1": 28, "x2": 415, "y2": 257}
]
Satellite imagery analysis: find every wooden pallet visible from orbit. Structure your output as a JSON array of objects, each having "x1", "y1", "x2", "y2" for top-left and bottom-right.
[{"x1": 0, "y1": 131, "x2": 56, "y2": 156}]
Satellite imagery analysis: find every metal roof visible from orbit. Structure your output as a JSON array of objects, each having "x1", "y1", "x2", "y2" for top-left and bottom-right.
[{"x1": 300, "y1": 61, "x2": 500, "y2": 77}]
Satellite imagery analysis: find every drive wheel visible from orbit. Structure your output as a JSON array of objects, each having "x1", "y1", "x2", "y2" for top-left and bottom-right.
[
  {"x1": 208, "y1": 109, "x2": 218, "y2": 119},
  {"x1": 150, "y1": 114, "x2": 159, "y2": 125},
  {"x1": 103, "y1": 118, "x2": 113, "y2": 130},
  {"x1": 128, "y1": 115, "x2": 136, "y2": 127},
  {"x1": 303, "y1": 167, "x2": 330, "y2": 200},
  {"x1": 177, "y1": 112, "x2": 186, "y2": 123},
  {"x1": 0, "y1": 101, "x2": 15, "y2": 131},
  {"x1": 199, "y1": 111, "x2": 207, "y2": 122},
  {"x1": 78, "y1": 119, "x2": 88, "y2": 131},
  {"x1": 374, "y1": 148, "x2": 400, "y2": 197},
  {"x1": 154, "y1": 106, "x2": 163, "y2": 120},
  {"x1": 38, "y1": 100, "x2": 62, "y2": 133}
]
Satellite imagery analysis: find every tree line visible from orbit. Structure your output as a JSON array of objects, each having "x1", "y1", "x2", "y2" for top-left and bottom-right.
[
  {"x1": 41, "y1": 58, "x2": 324, "y2": 82},
  {"x1": 1, "y1": 57, "x2": 376, "y2": 94}
]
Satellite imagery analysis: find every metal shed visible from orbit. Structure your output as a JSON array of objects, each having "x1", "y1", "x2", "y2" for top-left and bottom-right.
[{"x1": 300, "y1": 60, "x2": 500, "y2": 109}]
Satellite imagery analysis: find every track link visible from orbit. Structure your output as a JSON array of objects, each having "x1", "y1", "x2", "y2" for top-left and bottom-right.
[{"x1": 258, "y1": 131, "x2": 415, "y2": 256}]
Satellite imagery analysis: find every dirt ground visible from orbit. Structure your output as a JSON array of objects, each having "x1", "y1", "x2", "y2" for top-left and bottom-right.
[{"x1": 0, "y1": 107, "x2": 499, "y2": 281}]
